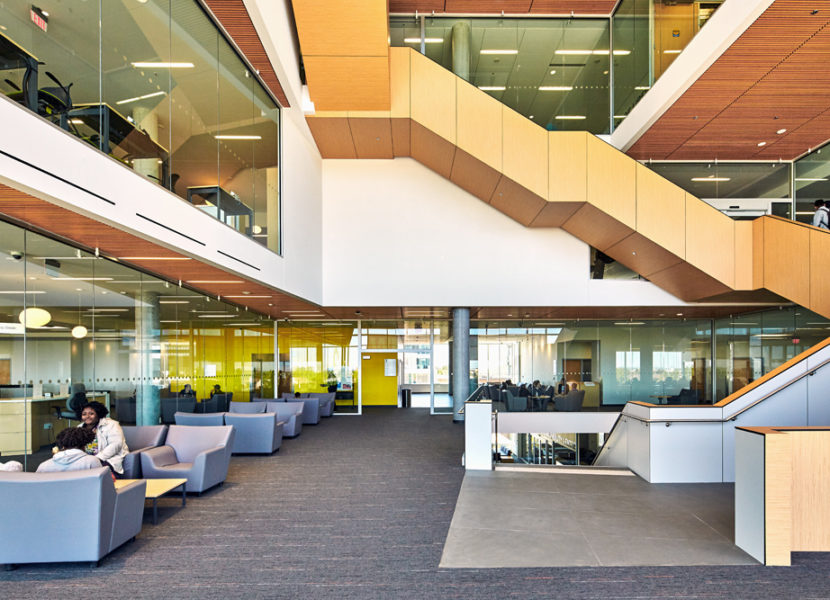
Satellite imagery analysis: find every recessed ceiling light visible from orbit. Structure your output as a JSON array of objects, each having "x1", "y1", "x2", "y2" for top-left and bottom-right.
[
  {"x1": 131, "y1": 62, "x2": 194, "y2": 68},
  {"x1": 478, "y1": 86, "x2": 506, "y2": 91},
  {"x1": 529, "y1": 115, "x2": 534, "y2": 119},
  {"x1": 691, "y1": 176, "x2": 731, "y2": 182},
  {"x1": 555, "y1": 115, "x2": 586, "y2": 120},
  {"x1": 795, "y1": 177, "x2": 828, "y2": 181},
  {"x1": 214, "y1": 135, "x2": 262, "y2": 140},
  {"x1": 549, "y1": 69, "x2": 556, "y2": 75},
  {"x1": 777, "y1": 128, "x2": 787, "y2": 134},
  {"x1": 403, "y1": 37, "x2": 443, "y2": 43},
  {"x1": 539, "y1": 86, "x2": 573, "y2": 91},
  {"x1": 635, "y1": 86, "x2": 650, "y2": 91},
  {"x1": 757, "y1": 141, "x2": 767, "y2": 147},
  {"x1": 480, "y1": 49, "x2": 518, "y2": 55},
  {"x1": 663, "y1": 49, "x2": 682, "y2": 54}
]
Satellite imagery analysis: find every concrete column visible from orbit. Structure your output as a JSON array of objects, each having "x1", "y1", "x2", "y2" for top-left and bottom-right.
[
  {"x1": 136, "y1": 291, "x2": 160, "y2": 425},
  {"x1": 451, "y1": 22, "x2": 471, "y2": 82},
  {"x1": 452, "y1": 308, "x2": 470, "y2": 421},
  {"x1": 132, "y1": 106, "x2": 160, "y2": 182}
]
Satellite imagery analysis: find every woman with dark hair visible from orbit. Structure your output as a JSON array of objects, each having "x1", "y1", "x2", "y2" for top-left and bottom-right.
[
  {"x1": 37, "y1": 428, "x2": 101, "y2": 472},
  {"x1": 77, "y1": 401, "x2": 129, "y2": 476}
]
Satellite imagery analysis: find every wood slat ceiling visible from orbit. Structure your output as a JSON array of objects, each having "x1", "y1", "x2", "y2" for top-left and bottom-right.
[
  {"x1": 628, "y1": 1, "x2": 830, "y2": 161},
  {"x1": 202, "y1": 0, "x2": 290, "y2": 107},
  {"x1": 390, "y1": 0, "x2": 618, "y2": 15}
]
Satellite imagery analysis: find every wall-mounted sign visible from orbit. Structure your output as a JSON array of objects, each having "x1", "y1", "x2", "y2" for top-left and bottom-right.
[
  {"x1": 672, "y1": 29, "x2": 680, "y2": 38},
  {"x1": 30, "y1": 6, "x2": 48, "y2": 32},
  {"x1": 384, "y1": 358, "x2": 396, "y2": 377}
]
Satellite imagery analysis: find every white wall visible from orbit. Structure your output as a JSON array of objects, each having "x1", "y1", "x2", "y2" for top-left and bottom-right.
[{"x1": 322, "y1": 158, "x2": 689, "y2": 308}]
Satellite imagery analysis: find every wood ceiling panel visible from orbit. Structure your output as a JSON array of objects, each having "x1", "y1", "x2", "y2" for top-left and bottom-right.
[
  {"x1": 388, "y1": 1, "x2": 618, "y2": 15},
  {"x1": 291, "y1": 0, "x2": 389, "y2": 57},
  {"x1": 629, "y1": 2, "x2": 830, "y2": 161},
  {"x1": 201, "y1": 0, "x2": 290, "y2": 107}
]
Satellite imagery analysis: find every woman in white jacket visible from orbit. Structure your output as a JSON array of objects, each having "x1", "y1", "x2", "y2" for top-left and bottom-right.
[{"x1": 78, "y1": 401, "x2": 129, "y2": 476}]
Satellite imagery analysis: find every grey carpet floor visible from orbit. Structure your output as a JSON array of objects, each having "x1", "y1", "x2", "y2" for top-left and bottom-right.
[{"x1": 2, "y1": 407, "x2": 830, "y2": 599}]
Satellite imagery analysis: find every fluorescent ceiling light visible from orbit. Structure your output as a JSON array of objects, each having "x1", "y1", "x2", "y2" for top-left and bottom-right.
[
  {"x1": 538, "y1": 86, "x2": 573, "y2": 91},
  {"x1": 663, "y1": 49, "x2": 682, "y2": 54},
  {"x1": 0, "y1": 290, "x2": 45, "y2": 294},
  {"x1": 159, "y1": 300, "x2": 189, "y2": 304},
  {"x1": 403, "y1": 37, "x2": 443, "y2": 43},
  {"x1": 199, "y1": 314, "x2": 237, "y2": 319},
  {"x1": 51, "y1": 277, "x2": 113, "y2": 281},
  {"x1": 223, "y1": 295, "x2": 272, "y2": 299},
  {"x1": 86, "y1": 308, "x2": 129, "y2": 312},
  {"x1": 614, "y1": 322, "x2": 645, "y2": 326},
  {"x1": 555, "y1": 115, "x2": 586, "y2": 120},
  {"x1": 480, "y1": 49, "x2": 518, "y2": 55},
  {"x1": 132, "y1": 62, "x2": 194, "y2": 68},
  {"x1": 777, "y1": 128, "x2": 787, "y2": 134},
  {"x1": 757, "y1": 141, "x2": 767, "y2": 147},
  {"x1": 69, "y1": 119, "x2": 84, "y2": 125},
  {"x1": 187, "y1": 280, "x2": 243, "y2": 284},
  {"x1": 635, "y1": 86, "x2": 651, "y2": 91},
  {"x1": 160, "y1": 320, "x2": 181, "y2": 323},
  {"x1": 115, "y1": 90, "x2": 166, "y2": 105},
  {"x1": 555, "y1": 50, "x2": 630, "y2": 56},
  {"x1": 795, "y1": 177, "x2": 828, "y2": 181},
  {"x1": 214, "y1": 135, "x2": 262, "y2": 140},
  {"x1": 478, "y1": 86, "x2": 505, "y2": 91},
  {"x1": 691, "y1": 176, "x2": 731, "y2": 182},
  {"x1": 613, "y1": 115, "x2": 627, "y2": 119}
]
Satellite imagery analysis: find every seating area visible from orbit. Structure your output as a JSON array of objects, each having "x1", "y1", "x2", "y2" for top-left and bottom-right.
[
  {"x1": 0, "y1": 395, "x2": 338, "y2": 568},
  {"x1": 481, "y1": 383, "x2": 587, "y2": 412}
]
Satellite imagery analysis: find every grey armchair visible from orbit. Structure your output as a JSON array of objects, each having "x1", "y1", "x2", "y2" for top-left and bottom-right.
[
  {"x1": 161, "y1": 397, "x2": 196, "y2": 424},
  {"x1": 140, "y1": 425, "x2": 235, "y2": 493},
  {"x1": 175, "y1": 412, "x2": 225, "y2": 426},
  {"x1": 294, "y1": 396, "x2": 321, "y2": 425},
  {"x1": 223, "y1": 412, "x2": 284, "y2": 454},
  {"x1": 116, "y1": 396, "x2": 137, "y2": 424},
  {"x1": 122, "y1": 425, "x2": 167, "y2": 478},
  {"x1": 229, "y1": 401, "x2": 266, "y2": 414},
  {"x1": 312, "y1": 392, "x2": 335, "y2": 417},
  {"x1": 265, "y1": 401, "x2": 304, "y2": 437},
  {"x1": 554, "y1": 389, "x2": 585, "y2": 412},
  {"x1": 0, "y1": 467, "x2": 145, "y2": 567}
]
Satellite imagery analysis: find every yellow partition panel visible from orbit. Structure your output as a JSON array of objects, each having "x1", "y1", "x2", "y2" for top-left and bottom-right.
[
  {"x1": 763, "y1": 218, "x2": 810, "y2": 309},
  {"x1": 389, "y1": 47, "x2": 411, "y2": 119},
  {"x1": 501, "y1": 106, "x2": 548, "y2": 199},
  {"x1": 685, "y1": 193, "x2": 735, "y2": 288},
  {"x1": 585, "y1": 135, "x2": 636, "y2": 229},
  {"x1": 410, "y1": 52, "x2": 456, "y2": 143},
  {"x1": 635, "y1": 163, "x2": 686, "y2": 259},
  {"x1": 549, "y1": 131, "x2": 587, "y2": 203},
  {"x1": 456, "y1": 78, "x2": 502, "y2": 171},
  {"x1": 361, "y1": 352, "x2": 398, "y2": 406}
]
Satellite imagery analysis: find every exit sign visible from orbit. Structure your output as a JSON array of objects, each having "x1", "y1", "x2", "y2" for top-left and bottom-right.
[{"x1": 30, "y1": 6, "x2": 48, "y2": 32}]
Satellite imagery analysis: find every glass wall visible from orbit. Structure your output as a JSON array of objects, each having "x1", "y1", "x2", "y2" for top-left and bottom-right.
[
  {"x1": 794, "y1": 143, "x2": 830, "y2": 225},
  {"x1": 0, "y1": 0, "x2": 280, "y2": 251},
  {"x1": 0, "y1": 220, "x2": 274, "y2": 471}
]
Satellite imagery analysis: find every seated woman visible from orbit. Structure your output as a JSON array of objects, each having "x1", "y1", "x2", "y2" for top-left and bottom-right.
[
  {"x1": 180, "y1": 384, "x2": 196, "y2": 397},
  {"x1": 556, "y1": 377, "x2": 569, "y2": 396},
  {"x1": 37, "y1": 428, "x2": 101, "y2": 472},
  {"x1": 209, "y1": 384, "x2": 223, "y2": 398},
  {"x1": 77, "y1": 401, "x2": 129, "y2": 477}
]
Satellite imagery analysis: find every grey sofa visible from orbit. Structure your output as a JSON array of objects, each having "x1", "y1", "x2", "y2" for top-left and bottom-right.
[
  {"x1": 161, "y1": 397, "x2": 196, "y2": 424},
  {"x1": 281, "y1": 395, "x2": 320, "y2": 425},
  {"x1": 224, "y1": 412, "x2": 284, "y2": 454},
  {"x1": 308, "y1": 392, "x2": 335, "y2": 417},
  {"x1": 554, "y1": 389, "x2": 585, "y2": 412},
  {"x1": 0, "y1": 467, "x2": 145, "y2": 567},
  {"x1": 175, "y1": 412, "x2": 225, "y2": 426},
  {"x1": 140, "y1": 425, "x2": 235, "y2": 493},
  {"x1": 265, "y1": 401, "x2": 304, "y2": 437},
  {"x1": 122, "y1": 425, "x2": 167, "y2": 478},
  {"x1": 229, "y1": 401, "x2": 266, "y2": 414}
]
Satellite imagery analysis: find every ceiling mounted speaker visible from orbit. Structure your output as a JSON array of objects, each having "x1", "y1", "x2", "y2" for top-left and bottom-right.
[{"x1": 18, "y1": 307, "x2": 51, "y2": 329}]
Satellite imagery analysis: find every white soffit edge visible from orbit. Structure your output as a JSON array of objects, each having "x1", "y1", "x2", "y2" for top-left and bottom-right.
[{"x1": 609, "y1": 0, "x2": 776, "y2": 153}]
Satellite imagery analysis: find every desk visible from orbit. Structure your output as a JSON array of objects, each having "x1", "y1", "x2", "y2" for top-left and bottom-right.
[
  {"x1": 115, "y1": 478, "x2": 186, "y2": 524},
  {"x1": 67, "y1": 103, "x2": 169, "y2": 163},
  {"x1": 649, "y1": 395, "x2": 672, "y2": 405},
  {"x1": 0, "y1": 393, "x2": 109, "y2": 455},
  {"x1": 0, "y1": 31, "x2": 38, "y2": 112},
  {"x1": 188, "y1": 185, "x2": 253, "y2": 216}
]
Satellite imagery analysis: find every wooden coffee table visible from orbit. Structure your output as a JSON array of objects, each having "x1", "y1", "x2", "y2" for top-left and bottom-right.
[{"x1": 115, "y1": 478, "x2": 187, "y2": 524}]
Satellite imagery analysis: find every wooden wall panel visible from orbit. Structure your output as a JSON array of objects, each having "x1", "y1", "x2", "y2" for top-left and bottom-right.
[
  {"x1": 389, "y1": 1, "x2": 618, "y2": 15},
  {"x1": 809, "y1": 228, "x2": 830, "y2": 319},
  {"x1": 410, "y1": 52, "x2": 457, "y2": 143},
  {"x1": 549, "y1": 131, "x2": 587, "y2": 203},
  {"x1": 306, "y1": 117, "x2": 357, "y2": 158},
  {"x1": 763, "y1": 217, "x2": 810, "y2": 309},
  {"x1": 562, "y1": 204, "x2": 633, "y2": 252},
  {"x1": 490, "y1": 177, "x2": 546, "y2": 226},
  {"x1": 410, "y1": 122, "x2": 457, "y2": 179},
  {"x1": 450, "y1": 149, "x2": 502, "y2": 203},
  {"x1": 635, "y1": 163, "x2": 686, "y2": 260},
  {"x1": 646, "y1": 261, "x2": 731, "y2": 302},
  {"x1": 390, "y1": 48, "x2": 412, "y2": 119},
  {"x1": 606, "y1": 232, "x2": 682, "y2": 278},
  {"x1": 685, "y1": 193, "x2": 735, "y2": 288},
  {"x1": 764, "y1": 432, "x2": 793, "y2": 566},
  {"x1": 456, "y1": 78, "x2": 503, "y2": 171},
  {"x1": 349, "y1": 118, "x2": 394, "y2": 159},
  {"x1": 502, "y1": 106, "x2": 548, "y2": 199},
  {"x1": 790, "y1": 431, "x2": 830, "y2": 552},
  {"x1": 291, "y1": 0, "x2": 388, "y2": 56},
  {"x1": 586, "y1": 135, "x2": 636, "y2": 229},
  {"x1": 734, "y1": 220, "x2": 755, "y2": 291},
  {"x1": 303, "y1": 56, "x2": 391, "y2": 111},
  {"x1": 753, "y1": 216, "x2": 765, "y2": 290}
]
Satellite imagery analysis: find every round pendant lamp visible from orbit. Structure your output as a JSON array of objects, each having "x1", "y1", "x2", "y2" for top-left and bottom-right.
[{"x1": 18, "y1": 307, "x2": 51, "y2": 328}]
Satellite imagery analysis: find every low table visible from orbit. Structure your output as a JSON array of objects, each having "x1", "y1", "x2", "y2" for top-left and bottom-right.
[{"x1": 115, "y1": 478, "x2": 187, "y2": 524}]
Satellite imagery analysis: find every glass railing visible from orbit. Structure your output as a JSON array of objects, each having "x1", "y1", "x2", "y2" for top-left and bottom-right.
[
  {"x1": 0, "y1": 0, "x2": 280, "y2": 251},
  {"x1": 390, "y1": 1, "x2": 725, "y2": 135},
  {"x1": 495, "y1": 433, "x2": 604, "y2": 466}
]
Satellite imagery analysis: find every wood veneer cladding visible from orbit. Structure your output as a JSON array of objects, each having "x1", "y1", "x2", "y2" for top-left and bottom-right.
[
  {"x1": 389, "y1": 1, "x2": 618, "y2": 15},
  {"x1": 764, "y1": 432, "x2": 793, "y2": 566},
  {"x1": 790, "y1": 431, "x2": 830, "y2": 552},
  {"x1": 201, "y1": 0, "x2": 289, "y2": 107},
  {"x1": 629, "y1": 3, "x2": 830, "y2": 161},
  {"x1": 763, "y1": 216, "x2": 810, "y2": 309}
]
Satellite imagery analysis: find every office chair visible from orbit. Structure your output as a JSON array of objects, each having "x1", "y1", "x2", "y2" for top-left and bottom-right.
[{"x1": 52, "y1": 382, "x2": 87, "y2": 422}]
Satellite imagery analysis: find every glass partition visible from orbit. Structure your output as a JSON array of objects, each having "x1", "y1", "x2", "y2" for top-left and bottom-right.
[
  {"x1": 0, "y1": 0, "x2": 280, "y2": 250},
  {"x1": 794, "y1": 142, "x2": 830, "y2": 225},
  {"x1": 0, "y1": 220, "x2": 274, "y2": 471}
]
